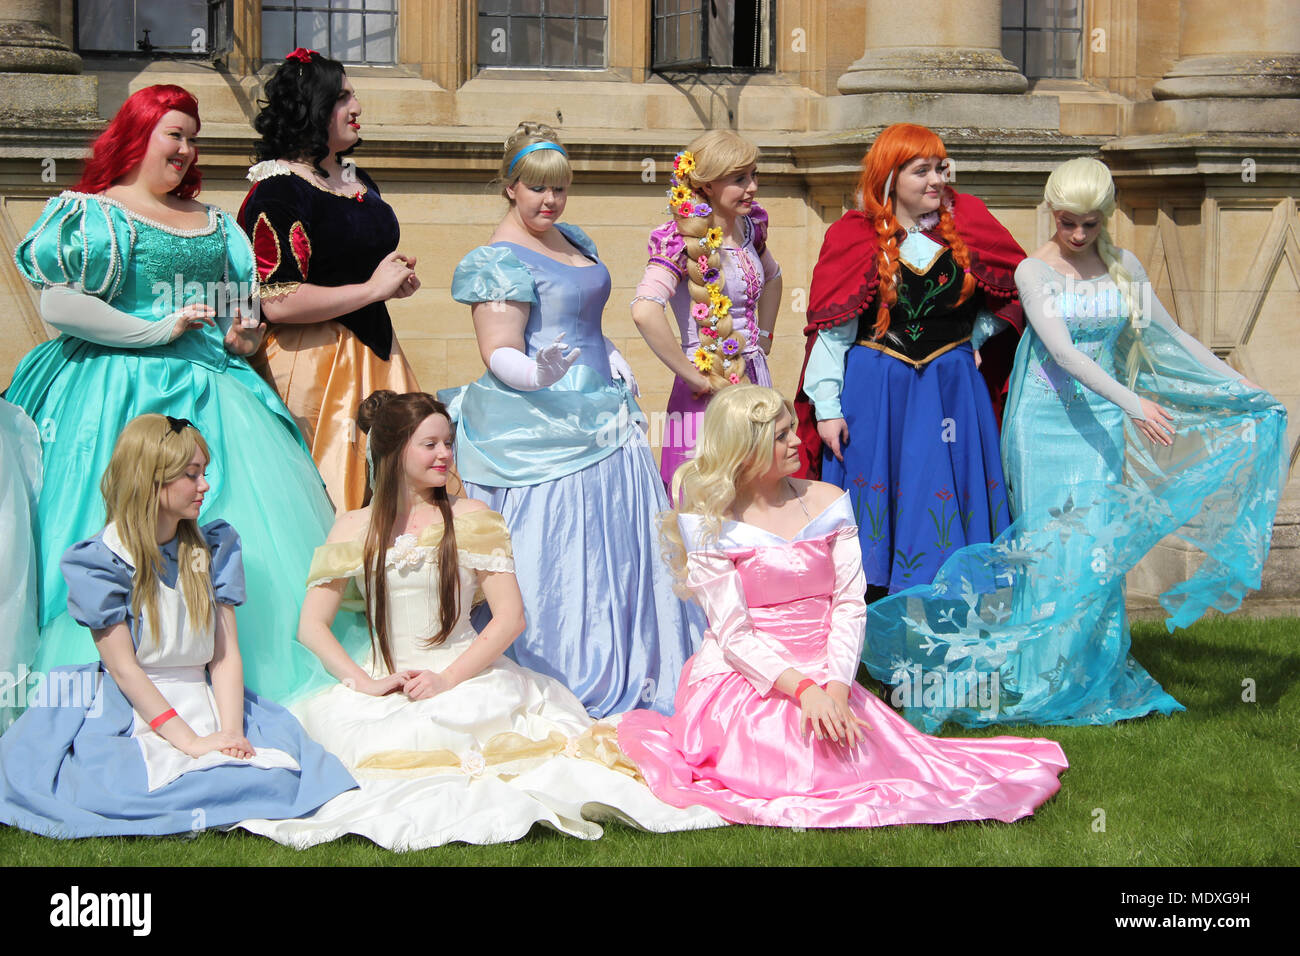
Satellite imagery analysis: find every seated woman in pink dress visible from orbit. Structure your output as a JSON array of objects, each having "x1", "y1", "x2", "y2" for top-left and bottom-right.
[{"x1": 617, "y1": 385, "x2": 1068, "y2": 828}]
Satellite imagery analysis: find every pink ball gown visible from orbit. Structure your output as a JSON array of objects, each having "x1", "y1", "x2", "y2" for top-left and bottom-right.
[{"x1": 617, "y1": 492, "x2": 1068, "y2": 828}]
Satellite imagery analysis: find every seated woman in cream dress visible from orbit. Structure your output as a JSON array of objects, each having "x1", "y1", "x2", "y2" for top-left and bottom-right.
[{"x1": 240, "y1": 391, "x2": 722, "y2": 849}]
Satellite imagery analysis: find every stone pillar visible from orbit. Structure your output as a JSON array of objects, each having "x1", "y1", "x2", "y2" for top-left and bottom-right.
[
  {"x1": 0, "y1": 0, "x2": 81, "y2": 74},
  {"x1": 837, "y1": 0, "x2": 1026, "y2": 94},
  {"x1": 0, "y1": 0, "x2": 97, "y2": 126},
  {"x1": 1153, "y1": 0, "x2": 1300, "y2": 100}
]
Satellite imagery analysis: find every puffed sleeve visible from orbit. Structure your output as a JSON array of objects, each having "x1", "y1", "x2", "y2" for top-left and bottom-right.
[
  {"x1": 646, "y1": 220, "x2": 688, "y2": 278},
  {"x1": 748, "y1": 203, "x2": 770, "y2": 256},
  {"x1": 14, "y1": 193, "x2": 130, "y2": 300},
  {"x1": 239, "y1": 174, "x2": 312, "y2": 300},
  {"x1": 201, "y1": 520, "x2": 246, "y2": 606},
  {"x1": 60, "y1": 536, "x2": 133, "y2": 630},
  {"x1": 451, "y1": 246, "x2": 538, "y2": 304},
  {"x1": 454, "y1": 509, "x2": 515, "y2": 573},
  {"x1": 684, "y1": 547, "x2": 796, "y2": 697}
]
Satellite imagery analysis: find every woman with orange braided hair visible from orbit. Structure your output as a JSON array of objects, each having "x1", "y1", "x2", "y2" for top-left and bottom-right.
[{"x1": 794, "y1": 124, "x2": 1026, "y2": 599}]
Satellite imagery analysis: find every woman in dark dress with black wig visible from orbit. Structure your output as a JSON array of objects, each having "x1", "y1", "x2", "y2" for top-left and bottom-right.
[{"x1": 239, "y1": 48, "x2": 421, "y2": 512}]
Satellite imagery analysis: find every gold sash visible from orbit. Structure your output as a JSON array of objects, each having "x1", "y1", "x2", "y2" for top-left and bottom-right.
[{"x1": 854, "y1": 335, "x2": 972, "y2": 370}]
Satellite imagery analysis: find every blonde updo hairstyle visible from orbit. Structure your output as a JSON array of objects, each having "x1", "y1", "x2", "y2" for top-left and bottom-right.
[
  {"x1": 497, "y1": 121, "x2": 571, "y2": 201},
  {"x1": 675, "y1": 130, "x2": 760, "y2": 390},
  {"x1": 660, "y1": 385, "x2": 794, "y2": 586},
  {"x1": 1044, "y1": 157, "x2": 1149, "y2": 384},
  {"x1": 101, "y1": 414, "x2": 215, "y2": 643}
]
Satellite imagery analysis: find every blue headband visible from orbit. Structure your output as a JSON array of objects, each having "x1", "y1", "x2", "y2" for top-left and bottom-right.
[{"x1": 508, "y1": 141, "x2": 567, "y2": 176}]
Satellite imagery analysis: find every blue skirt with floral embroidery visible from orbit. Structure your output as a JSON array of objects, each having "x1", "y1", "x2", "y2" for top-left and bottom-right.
[{"x1": 822, "y1": 342, "x2": 1011, "y2": 593}]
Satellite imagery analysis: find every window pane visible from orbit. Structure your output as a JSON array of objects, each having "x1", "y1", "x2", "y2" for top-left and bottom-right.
[
  {"x1": 365, "y1": 13, "x2": 395, "y2": 63},
  {"x1": 296, "y1": 11, "x2": 329, "y2": 51},
  {"x1": 331, "y1": 11, "x2": 364, "y2": 62},
  {"x1": 512, "y1": 0, "x2": 542, "y2": 14},
  {"x1": 478, "y1": 15, "x2": 509, "y2": 64},
  {"x1": 1025, "y1": 29, "x2": 1051, "y2": 76},
  {"x1": 1056, "y1": 30, "x2": 1081, "y2": 76},
  {"x1": 517, "y1": 16, "x2": 543, "y2": 64},
  {"x1": 263, "y1": 11, "x2": 295, "y2": 60},
  {"x1": 548, "y1": 0, "x2": 578, "y2": 15},
  {"x1": 577, "y1": 0, "x2": 605, "y2": 16},
  {"x1": 545, "y1": 16, "x2": 576, "y2": 66},
  {"x1": 1027, "y1": 0, "x2": 1055, "y2": 29},
  {"x1": 1057, "y1": 0, "x2": 1082, "y2": 28},
  {"x1": 579, "y1": 17, "x2": 605, "y2": 67},
  {"x1": 479, "y1": 0, "x2": 510, "y2": 12},
  {"x1": 1002, "y1": 0, "x2": 1025, "y2": 28}
]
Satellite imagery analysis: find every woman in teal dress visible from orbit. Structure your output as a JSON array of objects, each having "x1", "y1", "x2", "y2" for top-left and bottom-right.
[
  {"x1": 0, "y1": 398, "x2": 41, "y2": 731},
  {"x1": 861, "y1": 157, "x2": 1287, "y2": 729},
  {"x1": 4, "y1": 84, "x2": 362, "y2": 704},
  {"x1": 440, "y1": 122, "x2": 703, "y2": 717}
]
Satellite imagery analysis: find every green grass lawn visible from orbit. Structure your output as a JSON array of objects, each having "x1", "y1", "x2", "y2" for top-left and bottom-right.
[{"x1": 3, "y1": 615, "x2": 1297, "y2": 867}]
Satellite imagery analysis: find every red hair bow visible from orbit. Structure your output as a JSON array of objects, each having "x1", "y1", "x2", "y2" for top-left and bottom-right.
[{"x1": 286, "y1": 48, "x2": 317, "y2": 63}]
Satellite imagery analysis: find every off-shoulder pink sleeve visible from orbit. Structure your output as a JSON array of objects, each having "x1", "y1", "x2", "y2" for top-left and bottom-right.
[
  {"x1": 824, "y1": 525, "x2": 867, "y2": 687},
  {"x1": 635, "y1": 261, "x2": 680, "y2": 302},
  {"x1": 647, "y1": 220, "x2": 687, "y2": 278},
  {"x1": 685, "y1": 549, "x2": 796, "y2": 696}
]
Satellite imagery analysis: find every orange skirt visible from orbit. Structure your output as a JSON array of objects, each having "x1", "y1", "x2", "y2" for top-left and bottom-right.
[{"x1": 252, "y1": 322, "x2": 420, "y2": 512}]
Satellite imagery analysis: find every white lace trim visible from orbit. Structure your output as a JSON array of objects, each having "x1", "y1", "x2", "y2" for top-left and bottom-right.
[{"x1": 246, "y1": 160, "x2": 293, "y2": 183}]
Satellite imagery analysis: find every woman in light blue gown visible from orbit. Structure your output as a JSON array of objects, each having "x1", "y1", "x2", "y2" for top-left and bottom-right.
[
  {"x1": 4, "y1": 84, "x2": 365, "y2": 704},
  {"x1": 862, "y1": 157, "x2": 1287, "y2": 729},
  {"x1": 440, "y1": 122, "x2": 703, "y2": 717}
]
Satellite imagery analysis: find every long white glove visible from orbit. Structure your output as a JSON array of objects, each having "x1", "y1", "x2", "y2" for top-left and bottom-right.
[
  {"x1": 40, "y1": 285, "x2": 178, "y2": 348},
  {"x1": 488, "y1": 331, "x2": 581, "y2": 391},
  {"x1": 605, "y1": 336, "x2": 640, "y2": 396}
]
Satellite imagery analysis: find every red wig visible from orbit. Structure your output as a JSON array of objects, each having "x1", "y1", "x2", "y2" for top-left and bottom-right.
[
  {"x1": 75, "y1": 85, "x2": 203, "y2": 200},
  {"x1": 856, "y1": 123, "x2": 974, "y2": 337}
]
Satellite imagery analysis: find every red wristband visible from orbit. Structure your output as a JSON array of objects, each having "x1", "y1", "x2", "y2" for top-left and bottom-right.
[
  {"x1": 149, "y1": 707, "x2": 178, "y2": 730},
  {"x1": 794, "y1": 678, "x2": 817, "y2": 700}
]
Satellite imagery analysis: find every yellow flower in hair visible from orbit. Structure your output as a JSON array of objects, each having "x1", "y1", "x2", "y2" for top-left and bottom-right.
[
  {"x1": 692, "y1": 347, "x2": 714, "y2": 372},
  {"x1": 675, "y1": 151, "x2": 696, "y2": 176},
  {"x1": 704, "y1": 227, "x2": 724, "y2": 249},
  {"x1": 670, "y1": 184, "x2": 692, "y2": 206},
  {"x1": 711, "y1": 295, "x2": 732, "y2": 317},
  {"x1": 708, "y1": 285, "x2": 725, "y2": 305}
]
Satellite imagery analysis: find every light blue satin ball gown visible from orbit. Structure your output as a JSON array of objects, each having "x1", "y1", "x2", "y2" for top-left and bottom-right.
[
  {"x1": 861, "y1": 251, "x2": 1287, "y2": 729},
  {"x1": 442, "y1": 223, "x2": 704, "y2": 718}
]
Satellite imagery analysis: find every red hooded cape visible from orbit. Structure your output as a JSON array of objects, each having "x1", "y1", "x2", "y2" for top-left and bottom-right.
[{"x1": 794, "y1": 191, "x2": 1027, "y2": 477}]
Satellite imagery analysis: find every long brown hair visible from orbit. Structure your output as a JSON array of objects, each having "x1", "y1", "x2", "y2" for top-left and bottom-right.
[
  {"x1": 856, "y1": 123, "x2": 975, "y2": 338},
  {"x1": 357, "y1": 390, "x2": 460, "y2": 674}
]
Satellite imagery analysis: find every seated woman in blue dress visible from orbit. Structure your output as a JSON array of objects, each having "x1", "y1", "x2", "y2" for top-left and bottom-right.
[
  {"x1": 4, "y1": 84, "x2": 361, "y2": 704},
  {"x1": 0, "y1": 415, "x2": 355, "y2": 838},
  {"x1": 440, "y1": 122, "x2": 703, "y2": 717}
]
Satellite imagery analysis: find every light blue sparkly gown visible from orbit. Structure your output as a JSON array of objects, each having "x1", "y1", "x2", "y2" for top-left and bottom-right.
[
  {"x1": 442, "y1": 223, "x2": 704, "y2": 717},
  {"x1": 4, "y1": 192, "x2": 369, "y2": 704},
  {"x1": 862, "y1": 252, "x2": 1288, "y2": 729}
]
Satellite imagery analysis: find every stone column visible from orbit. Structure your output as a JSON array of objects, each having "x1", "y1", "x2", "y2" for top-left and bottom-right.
[
  {"x1": 1153, "y1": 0, "x2": 1300, "y2": 100},
  {"x1": 837, "y1": 0, "x2": 1026, "y2": 94},
  {"x1": 0, "y1": 0, "x2": 97, "y2": 125}
]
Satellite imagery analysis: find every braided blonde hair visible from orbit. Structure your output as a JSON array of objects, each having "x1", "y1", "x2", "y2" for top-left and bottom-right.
[{"x1": 668, "y1": 130, "x2": 760, "y2": 389}]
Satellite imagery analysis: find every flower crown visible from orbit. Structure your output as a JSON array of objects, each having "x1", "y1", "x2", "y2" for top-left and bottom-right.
[{"x1": 669, "y1": 150, "x2": 741, "y2": 383}]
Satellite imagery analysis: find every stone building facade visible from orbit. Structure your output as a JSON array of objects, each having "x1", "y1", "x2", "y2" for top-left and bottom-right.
[{"x1": 1, "y1": 0, "x2": 1296, "y2": 608}]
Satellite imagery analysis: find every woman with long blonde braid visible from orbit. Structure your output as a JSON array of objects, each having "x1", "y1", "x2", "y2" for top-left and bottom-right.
[
  {"x1": 794, "y1": 123, "x2": 1027, "y2": 599},
  {"x1": 632, "y1": 131, "x2": 781, "y2": 490}
]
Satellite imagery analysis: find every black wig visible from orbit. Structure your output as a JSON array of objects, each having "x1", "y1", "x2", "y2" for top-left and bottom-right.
[{"x1": 252, "y1": 51, "x2": 359, "y2": 174}]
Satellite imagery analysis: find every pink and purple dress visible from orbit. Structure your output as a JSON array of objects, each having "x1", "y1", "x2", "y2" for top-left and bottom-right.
[
  {"x1": 617, "y1": 492, "x2": 1068, "y2": 828},
  {"x1": 638, "y1": 207, "x2": 778, "y2": 490}
]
